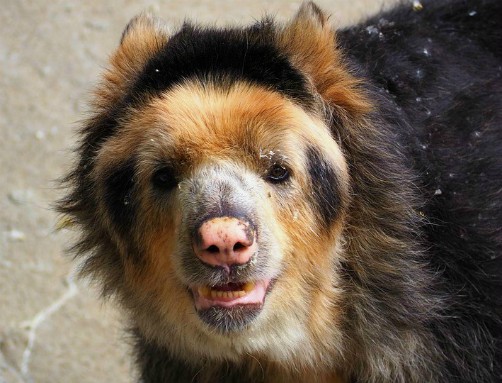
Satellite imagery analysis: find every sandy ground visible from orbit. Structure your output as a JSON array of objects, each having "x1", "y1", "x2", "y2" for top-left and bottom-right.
[{"x1": 0, "y1": 1, "x2": 396, "y2": 382}]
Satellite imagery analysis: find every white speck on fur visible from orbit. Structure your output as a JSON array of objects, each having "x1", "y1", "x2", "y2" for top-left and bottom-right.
[
  {"x1": 377, "y1": 18, "x2": 395, "y2": 28},
  {"x1": 258, "y1": 148, "x2": 277, "y2": 160},
  {"x1": 434, "y1": 189, "x2": 442, "y2": 196},
  {"x1": 468, "y1": 10, "x2": 477, "y2": 16},
  {"x1": 412, "y1": 1, "x2": 423, "y2": 11},
  {"x1": 366, "y1": 25, "x2": 379, "y2": 35}
]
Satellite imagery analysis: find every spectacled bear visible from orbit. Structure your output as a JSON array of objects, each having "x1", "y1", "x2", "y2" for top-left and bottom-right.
[{"x1": 58, "y1": 0, "x2": 502, "y2": 381}]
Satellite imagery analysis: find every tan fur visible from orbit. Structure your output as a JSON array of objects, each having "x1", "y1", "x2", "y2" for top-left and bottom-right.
[
  {"x1": 94, "y1": 14, "x2": 169, "y2": 110},
  {"x1": 278, "y1": 2, "x2": 372, "y2": 116}
]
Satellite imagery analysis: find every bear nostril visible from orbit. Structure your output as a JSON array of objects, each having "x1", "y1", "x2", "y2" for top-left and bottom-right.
[
  {"x1": 233, "y1": 242, "x2": 246, "y2": 252},
  {"x1": 206, "y1": 245, "x2": 220, "y2": 254}
]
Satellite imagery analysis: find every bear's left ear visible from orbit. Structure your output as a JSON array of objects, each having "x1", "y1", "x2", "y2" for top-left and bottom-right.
[
  {"x1": 293, "y1": 1, "x2": 329, "y2": 27},
  {"x1": 278, "y1": 2, "x2": 370, "y2": 116},
  {"x1": 96, "y1": 14, "x2": 169, "y2": 107}
]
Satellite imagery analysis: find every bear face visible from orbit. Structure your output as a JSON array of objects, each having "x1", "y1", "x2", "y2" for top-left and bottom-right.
[{"x1": 90, "y1": 77, "x2": 350, "y2": 364}]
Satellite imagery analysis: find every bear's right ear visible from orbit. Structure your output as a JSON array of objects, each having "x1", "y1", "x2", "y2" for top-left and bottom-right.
[{"x1": 97, "y1": 14, "x2": 169, "y2": 106}]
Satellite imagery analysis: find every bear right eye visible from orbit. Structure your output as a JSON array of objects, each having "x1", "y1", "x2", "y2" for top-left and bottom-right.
[
  {"x1": 266, "y1": 164, "x2": 291, "y2": 184},
  {"x1": 152, "y1": 167, "x2": 178, "y2": 190}
]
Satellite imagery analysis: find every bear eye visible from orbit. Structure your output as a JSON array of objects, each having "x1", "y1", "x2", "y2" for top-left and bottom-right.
[
  {"x1": 267, "y1": 164, "x2": 290, "y2": 184},
  {"x1": 152, "y1": 167, "x2": 178, "y2": 190}
]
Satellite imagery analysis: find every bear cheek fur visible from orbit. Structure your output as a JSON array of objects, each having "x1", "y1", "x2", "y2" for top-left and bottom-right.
[
  {"x1": 90, "y1": 133, "x2": 199, "y2": 354},
  {"x1": 274, "y1": 141, "x2": 349, "y2": 366}
]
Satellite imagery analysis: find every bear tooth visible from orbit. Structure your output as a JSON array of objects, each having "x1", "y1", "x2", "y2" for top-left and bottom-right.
[
  {"x1": 243, "y1": 282, "x2": 255, "y2": 292},
  {"x1": 201, "y1": 284, "x2": 255, "y2": 299}
]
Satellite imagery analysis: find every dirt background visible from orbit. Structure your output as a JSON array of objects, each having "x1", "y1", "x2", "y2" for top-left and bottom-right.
[{"x1": 0, "y1": 1, "x2": 397, "y2": 382}]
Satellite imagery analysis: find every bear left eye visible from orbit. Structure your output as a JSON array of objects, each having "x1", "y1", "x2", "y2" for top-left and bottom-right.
[
  {"x1": 152, "y1": 167, "x2": 178, "y2": 190},
  {"x1": 267, "y1": 164, "x2": 290, "y2": 184}
]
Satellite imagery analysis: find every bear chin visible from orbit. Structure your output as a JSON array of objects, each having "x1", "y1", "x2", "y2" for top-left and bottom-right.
[{"x1": 197, "y1": 304, "x2": 264, "y2": 333}]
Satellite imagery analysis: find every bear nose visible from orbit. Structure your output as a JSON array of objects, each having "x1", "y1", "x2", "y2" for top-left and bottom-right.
[{"x1": 193, "y1": 217, "x2": 257, "y2": 268}]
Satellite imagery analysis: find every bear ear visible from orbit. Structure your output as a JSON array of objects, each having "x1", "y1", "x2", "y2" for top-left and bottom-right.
[
  {"x1": 96, "y1": 14, "x2": 169, "y2": 107},
  {"x1": 278, "y1": 2, "x2": 370, "y2": 116},
  {"x1": 113, "y1": 13, "x2": 169, "y2": 81},
  {"x1": 294, "y1": 1, "x2": 329, "y2": 28},
  {"x1": 119, "y1": 13, "x2": 169, "y2": 51}
]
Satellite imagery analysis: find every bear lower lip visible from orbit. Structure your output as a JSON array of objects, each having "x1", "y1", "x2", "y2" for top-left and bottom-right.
[{"x1": 192, "y1": 280, "x2": 270, "y2": 311}]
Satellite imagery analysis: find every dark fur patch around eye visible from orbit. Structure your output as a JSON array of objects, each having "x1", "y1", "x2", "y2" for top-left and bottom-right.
[
  {"x1": 306, "y1": 145, "x2": 340, "y2": 226},
  {"x1": 152, "y1": 166, "x2": 178, "y2": 191},
  {"x1": 103, "y1": 158, "x2": 137, "y2": 234}
]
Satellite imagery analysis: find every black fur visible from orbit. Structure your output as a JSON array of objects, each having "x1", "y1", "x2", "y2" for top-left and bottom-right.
[
  {"x1": 339, "y1": 0, "x2": 502, "y2": 381},
  {"x1": 103, "y1": 158, "x2": 137, "y2": 235},
  {"x1": 133, "y1": 23, "x2": 315, "y2": 109},
  {"x1": 134, "y1": 331, "x2": 259, "y2": 383},
  {"x1": 134, "y1": 336, "x2": 204, "y2": 383},
  {"x1": 306, "y1": 145, "x2": 341, "y2": 226}
]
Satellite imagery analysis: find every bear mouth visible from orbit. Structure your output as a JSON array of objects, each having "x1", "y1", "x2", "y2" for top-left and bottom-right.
[{"x1": 191, "y1": 280, "x2": 271, "y2": 332}]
